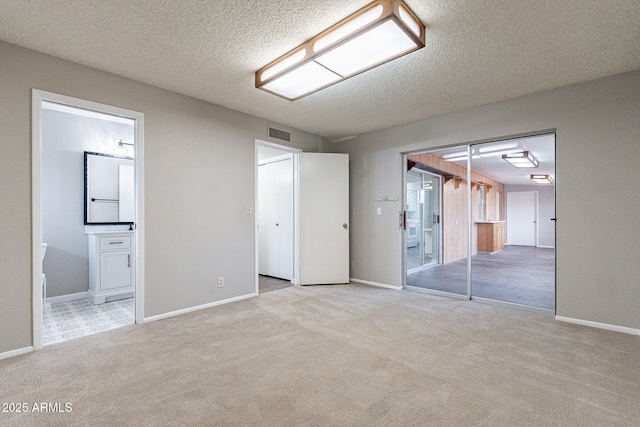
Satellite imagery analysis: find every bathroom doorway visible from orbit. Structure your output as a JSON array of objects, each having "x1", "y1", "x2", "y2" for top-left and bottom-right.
[{"x1": 32, "y1": 90, "x2": 145, "y2": 349}]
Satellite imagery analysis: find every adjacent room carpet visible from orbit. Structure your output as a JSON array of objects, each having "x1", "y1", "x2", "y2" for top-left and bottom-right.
[{"x1": 1, "y1": 284, "x2": 638, "y2": 426}]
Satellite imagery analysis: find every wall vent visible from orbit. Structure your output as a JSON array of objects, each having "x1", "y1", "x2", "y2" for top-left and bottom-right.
[{"x1": 268, "y1": 126, "x2": 291, "y2": 142}]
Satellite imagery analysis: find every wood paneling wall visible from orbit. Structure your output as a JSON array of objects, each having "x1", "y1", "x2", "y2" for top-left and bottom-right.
[{"x1": 408, "y1": 153, "x2": 505, "y2": 264}]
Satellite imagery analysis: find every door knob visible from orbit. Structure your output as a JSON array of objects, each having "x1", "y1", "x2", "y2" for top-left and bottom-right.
[{"x1": 343, "y1": 223, "x2": 349, "y2": 230}]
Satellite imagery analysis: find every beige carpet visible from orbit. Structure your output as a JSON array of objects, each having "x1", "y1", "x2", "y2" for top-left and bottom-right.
[{"x1": 1, "y1": 284, "x2": 639, "y2": 426}]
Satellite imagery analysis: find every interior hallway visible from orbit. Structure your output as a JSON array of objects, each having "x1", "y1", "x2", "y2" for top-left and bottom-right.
[{"x1": 407, "y1": 246, "x2": 555, "y2": 310}]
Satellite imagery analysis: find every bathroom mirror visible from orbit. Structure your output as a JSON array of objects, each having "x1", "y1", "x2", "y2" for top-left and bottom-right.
[{"x1": 84, "y1": 151, "x2": 134, "y2": 224}]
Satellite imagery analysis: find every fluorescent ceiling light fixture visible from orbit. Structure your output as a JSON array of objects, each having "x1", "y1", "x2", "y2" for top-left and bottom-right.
[
  {"x1": 256, "y1": 0, "x2": 425, "y2": 100},
  {"x1": 443, "y1": 149, "x2": 480, "y2": 162},
  {"x1": 477, "y1": 142, "x2": 518, "y2": 153},
  {"x1": 502, "y1": 151, "x2": 539, "y2": 168},
  {"x1": 443, "y1": 149, "x2": 474, "y2": 159},
  {"x1": 530, "y1": 174, "x2": 554, "y2": 184},
  {"x1": 478, "y1": 148, "x2": 522, "y2": 158}
]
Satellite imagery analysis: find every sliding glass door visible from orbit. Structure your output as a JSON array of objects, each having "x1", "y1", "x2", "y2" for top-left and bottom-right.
[
  {"x1": 405, "y1": 152, "x2": 467, "y2": 296},
  {"x1": 404, "y1": 134, "x2": 556, "y2": 311},
  {"x1": 469, "y1": 136, "x2": 556, "y2": 310}
]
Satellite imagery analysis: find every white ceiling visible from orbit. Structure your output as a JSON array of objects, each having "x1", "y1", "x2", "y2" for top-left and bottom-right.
[{"x1": 1, "y1": 1, "x2": 639, "y2": 141}]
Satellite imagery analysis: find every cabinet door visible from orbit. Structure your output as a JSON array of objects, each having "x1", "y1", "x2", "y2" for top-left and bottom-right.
[{"x1": 100, "y1": 250, "x2": 131, "y2": 291}]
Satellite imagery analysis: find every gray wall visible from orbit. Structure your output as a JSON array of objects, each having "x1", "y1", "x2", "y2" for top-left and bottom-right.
[
  {"x1": 504, "y1": 184, "x2": 555, "y2": 248},
  {"x1": 336, "y1": 70, "x2": 640, "y2": 330},
  {"x1": 42, "y1": 108, "x2": 135, "y2": 297},
  {"x1": 0, "y1": 41, "x2": 323, "y2": 354}
]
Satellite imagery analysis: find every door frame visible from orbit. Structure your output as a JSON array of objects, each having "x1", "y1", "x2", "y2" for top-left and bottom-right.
[
  {"x1": 254, "y1": 140, "x2": 302, "y2": 294},
  {"x1": 505, "y1": 191, "x2": 539, "y2": 246},
  {"x1": 405, "y1": 168, "x2": 443, "y2": 273},
  {"x1": 31, "y1": 89, "x2": 145, "y2": 350}
]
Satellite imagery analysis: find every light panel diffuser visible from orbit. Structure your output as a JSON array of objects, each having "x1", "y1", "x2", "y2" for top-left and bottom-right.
[
  {"x1": 256, "y1": 0, "x2": 425, "y2": 100},
  {"x1": 502, "y1": 151, "x2": 539, "y2": 168}
]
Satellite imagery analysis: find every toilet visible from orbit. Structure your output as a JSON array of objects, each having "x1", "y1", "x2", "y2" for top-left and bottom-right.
[{"x1": 42, "y1": 243, "x2": 50, "y2": 310}]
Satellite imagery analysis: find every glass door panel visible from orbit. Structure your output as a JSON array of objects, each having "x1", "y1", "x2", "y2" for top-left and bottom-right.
[
  {"x1": 405, "y1": 151, "x2": 468, "y2": 296},
  {"x1": 469, "y1": 135, "x2": 556, "y2": 310},
  {"x1": 406, "y1": 171, "x2": 423, "y2": 271}
]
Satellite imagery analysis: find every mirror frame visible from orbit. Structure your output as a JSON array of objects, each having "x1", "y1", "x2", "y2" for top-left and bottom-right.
[{"x1": 84, "y1": 151, "x2": 134, "y2": 225}]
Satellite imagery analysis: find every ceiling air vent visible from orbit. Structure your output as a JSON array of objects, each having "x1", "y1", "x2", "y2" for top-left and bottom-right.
[{"x1": 268, "y1": 126, "x2": 291, "y2": 143}]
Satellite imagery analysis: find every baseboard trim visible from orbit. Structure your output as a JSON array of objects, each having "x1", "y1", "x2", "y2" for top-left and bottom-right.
[
  {"x1": 350, "y1": 278, "x2": 402, "y2": 290},
  {"x1": 0, "y1": 346, "x2": 33, "y2": 361},
  {"x1": 46, "y1": 291, "x2": 88, "y2": 304},
  {"x1": 556, "y1": 316, "x2": 640, "y2": 336},
  {"x1": 537, "y1": 245, "x2": 555, "y2": 249},
  {"x1": 405, "y1": 285, "x2": 468, "y2": 300},
  {"x1": 144, "y1": 293, "x2": 257, "y2": 323}
]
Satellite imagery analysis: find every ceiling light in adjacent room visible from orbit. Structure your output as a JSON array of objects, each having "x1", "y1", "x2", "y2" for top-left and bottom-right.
[
  {"x1": 502, "y1": 151, "x2": 539, "y2": 168},
  {"x1": 256, "y1": 0, "x2": 425, "y2": 100},
  {"x1": 530, "y1": 174, "x2": 554, "y2": 184}
]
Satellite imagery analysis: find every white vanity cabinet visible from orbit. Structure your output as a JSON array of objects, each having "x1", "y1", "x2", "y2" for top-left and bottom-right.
[{"x1": 87, "y1": 231, "x2": 134, "y2": 304}]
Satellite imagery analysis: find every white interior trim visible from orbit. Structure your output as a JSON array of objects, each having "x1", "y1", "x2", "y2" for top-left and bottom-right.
[
  {"x1": 31, "y1": 91, "x2": 44, "y2": 350},
  {"x1": 405, "y1": 285, "x2": 469, "y2": 300},
  {"x1": 45, "y1": 292, "x2": 88, "y2": 305},
  {"x1": 471, "y1": 296, "x2": 554, "y2": 315},
  {"x1": 31, "y1": 89, "x2": 145, "y2": 351},
  {"x1": 144, "y1": 293, "x2": 256, "y2": 323},
  {"x1": 0, "y1": 346, "x2": 34, "y2": 361},
  {"x1": 556, "y1": 316, "x2": 640, "y2": 336},
  {"x1": 255, "y1": 139, "x2": 303, "y2": 294},
  {"x1": 350, "y1": 278, "x2": 402, "y2": 290}
]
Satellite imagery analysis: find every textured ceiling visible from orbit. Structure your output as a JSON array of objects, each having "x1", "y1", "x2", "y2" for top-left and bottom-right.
[{"x1": 1, "y1": 1, "x2": 639, "y2": 140}]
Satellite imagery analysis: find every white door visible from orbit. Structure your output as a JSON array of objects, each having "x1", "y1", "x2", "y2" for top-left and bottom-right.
[
  {"x1": 299, "y1": 153, "x2": 349, "y2": 285},
  {"x1": 258, "y1": 157, "x2": 294, "y2": 280},
  {"x1": 506, "y1": 191, "x2": 537, "y2": 246}
]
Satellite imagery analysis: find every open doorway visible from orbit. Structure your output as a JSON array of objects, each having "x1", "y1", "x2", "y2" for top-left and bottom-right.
[
  {"x1": 32, "y1": 90, "x2": 144, "y2": 350},
  {"x1": 255, "y1": 141, "x2": 299, "y2": 293},
  {"x1": 403, "y1": 133, "x2": 556, "y2": 312}
]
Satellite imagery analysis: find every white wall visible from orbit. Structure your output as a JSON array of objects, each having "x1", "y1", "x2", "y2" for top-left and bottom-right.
[
  {"x1": 0, "y1": 41, "x2": 324, "y2": 354},
  {"x1": 336, "y1": 71, "x2": 640, "y2": 330},
  {"x1": 42, "y1": 108, "x2": 135, "y2": 297},
  {"x1": 504, "y1": 184, "x2": 555, "y2": 248}
]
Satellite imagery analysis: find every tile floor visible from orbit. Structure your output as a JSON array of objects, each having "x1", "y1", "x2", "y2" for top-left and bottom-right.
[
  {"x1": 43, "y1": 297, "x2": 134, "y2": 346},
  {"x1": 406, "y1": 245, "x2": 555, "y2": 309}
]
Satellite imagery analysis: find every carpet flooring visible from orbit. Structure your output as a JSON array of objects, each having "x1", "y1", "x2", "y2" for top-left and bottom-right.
[{"x1": 1, "y1": 284, "x2": 638, "y2": 426}]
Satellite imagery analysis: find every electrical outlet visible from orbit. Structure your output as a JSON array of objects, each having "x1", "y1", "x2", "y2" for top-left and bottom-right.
[
  {"x1": 218, "y1": 277, "x2": 224, "y2": 288},
  {"x1": 246, "y1": 205, "x2": 252, "y2": 215},
  {"x1": 349, "y1": 260, "x2": 354, "y2": 268}
]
